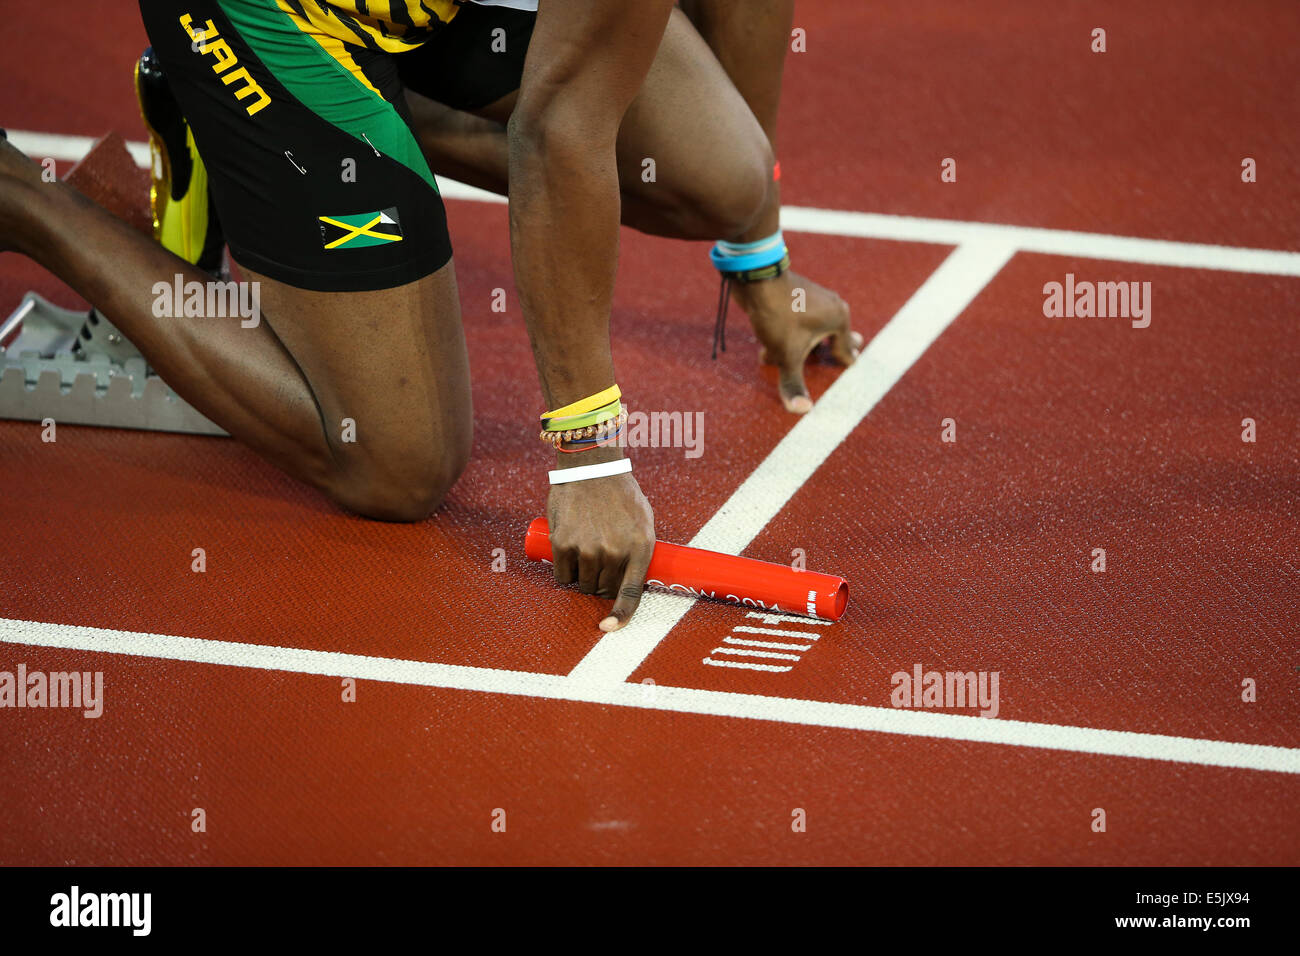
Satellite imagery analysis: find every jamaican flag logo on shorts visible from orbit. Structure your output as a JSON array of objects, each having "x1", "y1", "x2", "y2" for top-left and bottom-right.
[{"x1": 318, "y1": 207, "x2": 404, "y2": 250}]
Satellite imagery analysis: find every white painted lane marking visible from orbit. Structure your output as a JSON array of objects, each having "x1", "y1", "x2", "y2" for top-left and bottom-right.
[
  {"x1": 8, "y1": 130, "x2": 154, "y2": 170},
  {"x1": 11, "y1": 129, "x2": 1300, "y2": 274},
  {"x1": 568, "y1": 242, "x2": 1017, "y2": 686},
  {"x1": 7, "y1": 129, "x2": 507, "y2": 204},
  {"x1": 702, "y1": 658, "x2": 792, "y2": 673},
  {"x1": 3, "y1": 618, "x2": 1297, "y2": 774},
  {"x1": 780, "y1": 206, "x2": 1300, "y2": 276},
  {"x1": 746, "y1": 611, "x2": 833, "y2": 626},
  {"x1": 733, "y1": 626, "x2": 822, "y2": 641},
  {"x1": 722, "y1": 636, "x2": 816, "y2": 652},
  {"x1": 709, "y1": 647, "x2": 802, "y2": 661}
]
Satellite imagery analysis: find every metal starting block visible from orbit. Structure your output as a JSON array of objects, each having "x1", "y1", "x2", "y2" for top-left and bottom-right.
[{"x1": 0, "y1": 291, "x2": 227, "y2": 436}]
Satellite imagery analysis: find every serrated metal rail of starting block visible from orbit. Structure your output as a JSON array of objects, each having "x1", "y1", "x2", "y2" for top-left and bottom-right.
[{"x1": 0, "y1": 292, "x2": 227, "y2": 436}]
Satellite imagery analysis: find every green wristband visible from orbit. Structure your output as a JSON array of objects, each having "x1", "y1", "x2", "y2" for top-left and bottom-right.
[{"x1": 541, "y1": 400, "x2": 623, "y2": 433}]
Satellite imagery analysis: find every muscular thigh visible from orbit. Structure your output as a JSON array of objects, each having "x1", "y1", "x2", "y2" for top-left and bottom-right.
[
  {"x1": 242, "y1": 261, "x2": 471, "y2": 477},
  {"x1": 615, "y1": 9, "x2": 772, "y2": 236},
  {"x1": 400, "y1": 5, "x2": 770, "y2": 237},
  {"x1": 140, "y1": 0, "x2": 471, "y2": 479}
]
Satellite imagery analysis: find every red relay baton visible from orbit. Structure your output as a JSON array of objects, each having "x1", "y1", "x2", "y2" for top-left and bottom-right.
[{"x1": 524, "y1": 518, "x2": 849, "y2": 622}]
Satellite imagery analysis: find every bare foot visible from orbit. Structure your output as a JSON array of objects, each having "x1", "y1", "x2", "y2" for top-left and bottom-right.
[{"x1": 729, "y1": 268, "x2": 862, "y2": 413}]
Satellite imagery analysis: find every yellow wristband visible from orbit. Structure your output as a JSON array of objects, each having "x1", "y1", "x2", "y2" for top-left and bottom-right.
[{"x1": 542, "y1": 384, "x2": 621, "y2": 421}]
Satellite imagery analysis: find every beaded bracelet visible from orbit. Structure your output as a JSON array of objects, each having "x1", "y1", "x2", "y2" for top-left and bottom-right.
[{"x1": 539, "y1": 406, "x2": 628, "y2": 452}]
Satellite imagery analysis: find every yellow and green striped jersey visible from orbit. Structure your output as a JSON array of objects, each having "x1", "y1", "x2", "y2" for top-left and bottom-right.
[{"x1": 276, "y1": 0, "x2": 463, "y2": 52}]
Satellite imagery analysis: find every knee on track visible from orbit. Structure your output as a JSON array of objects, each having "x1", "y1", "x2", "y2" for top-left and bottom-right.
[{"x1": 323, "y1": 423, "x2": 472, "y2": 523}]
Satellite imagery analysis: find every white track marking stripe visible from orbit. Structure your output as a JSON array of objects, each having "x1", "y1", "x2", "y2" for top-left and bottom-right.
[
  {"x1": 8, "y1": 131, "x2": 153, "y2": 170},
  {"x1": 702, "y1": 659, "x2": 792, "y2": 673},
  {"x1": 2, "y1": 618, "x2": 1297, "y2": 774},
  {"x1": 781, "y1": 206, "x2": 1300, "y2": 276},
  {"x1": 568, "y1": 242, "x2": 1017, "y2": 685},
  {"x1": 709, "y1": 647, "x2": 802, "y2": 661},
  {"x1": 733, "y1": 626, "x2": 822, "y2": 640},
  {"x1": 11, "y1": 129, "x2": 1300, "y2": 275},
  {"x1": 722, "y1": 637, "x2": 816, "y2": 651},
  {"x1": 745, "y1": 611, "x2": 832, "y2": 626}
]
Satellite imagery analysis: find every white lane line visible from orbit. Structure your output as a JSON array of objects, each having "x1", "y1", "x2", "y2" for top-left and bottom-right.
[
  {"x1": 722, "y1": 636, "x2": 815, "y2": 651},
  {"x1": 3, "y1": 617, "x2": 1298, "y2": 774},
  {"x1": 8, "y1": 130, "x2": 154, "y2": 170},
  {"x1": 709, "y1": 647, "x2": 802, "y2": 661},
  {"x1": 11, "y1": 129, "x2": 1300, "y2": 275},
  {"x1": 745, "y1": 611, "x2": 833, "y2": 627},
  {"x1": 7, "y1": 129, "x2": 508, "y2": 207},
  {"x1": 702, "y1": 658, "x2": 792, "y2": 673},
  {"x1": 567, "y1": 242, "x2": 1017, "y2": 686},
  {"x1": 733, "y1": 625, "x2": 822, "y2": 641},
  {"x1": 781, "y1": 206, "x2": 1300, "y2": 276}
]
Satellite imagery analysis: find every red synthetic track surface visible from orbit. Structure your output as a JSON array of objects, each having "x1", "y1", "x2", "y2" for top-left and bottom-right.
[{"x1": 1, "y1": 2, "x2": 1298, "y2": 865}]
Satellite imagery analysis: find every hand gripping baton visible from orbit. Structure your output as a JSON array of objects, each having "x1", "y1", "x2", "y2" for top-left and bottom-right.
[{"x1": 524, "y1": 517, "x2": 848, "y2": 621}]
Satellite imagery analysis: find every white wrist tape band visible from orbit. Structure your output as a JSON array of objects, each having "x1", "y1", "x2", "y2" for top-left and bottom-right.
[{"x1": 549, "y1": 457, "x2": 632, "y2": 485}]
